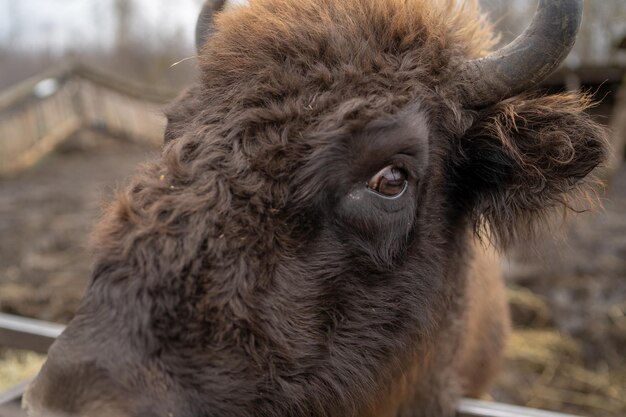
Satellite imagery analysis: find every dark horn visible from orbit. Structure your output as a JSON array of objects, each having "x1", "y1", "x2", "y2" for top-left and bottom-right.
[
  {"x1": 455, "y1": 0, "x2": 583, "y2": 108},
  {"x1": 196, "y1": 0, "x2": 228, "y2": 52}
]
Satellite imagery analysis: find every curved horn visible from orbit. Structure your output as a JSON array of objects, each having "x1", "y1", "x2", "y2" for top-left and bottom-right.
[
  {"x1": 196, "y1": 0, "x2": 228, "y2": 52},
  {"x1": 456, "y1": 0, "x2": 583, "y2": 108}
]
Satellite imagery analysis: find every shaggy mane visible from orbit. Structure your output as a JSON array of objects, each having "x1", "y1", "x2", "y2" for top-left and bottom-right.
[{"x1": 199, "y1": 0, "x2": 496, "y2": 111}]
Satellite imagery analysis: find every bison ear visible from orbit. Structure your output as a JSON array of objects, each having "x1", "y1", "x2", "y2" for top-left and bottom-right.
[
  {"x1": 453, "y1": 93, "x2": 609, "y2": 248},
  {"x1": 196, "y1": 0, "x2": 228, "y2": 52}
]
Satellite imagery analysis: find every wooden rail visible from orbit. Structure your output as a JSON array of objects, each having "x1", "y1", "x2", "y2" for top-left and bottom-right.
[
  {"x1": 0, "y1": 313, "x2": 582, "y2": 417},
  {"x1": 0, "y1": 63, "x2": 174, "y2": 177}
]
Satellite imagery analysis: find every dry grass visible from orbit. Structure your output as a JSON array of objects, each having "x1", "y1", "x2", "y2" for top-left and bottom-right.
[
  {"x1": 0, "y1": 349, "x2": 45, "y2": 392},
  {"x1": 494, "y1": 290, "x2": 626, "y2": 417}
]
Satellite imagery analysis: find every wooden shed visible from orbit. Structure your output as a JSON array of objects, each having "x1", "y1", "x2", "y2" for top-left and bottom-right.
[{"x1": 0, "y1": 63, "x2": 176, "y2": 177}]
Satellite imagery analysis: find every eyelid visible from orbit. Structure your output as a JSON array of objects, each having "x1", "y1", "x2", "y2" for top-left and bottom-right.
[
  {"x1": 375, "y1": 156, "x2": 418, "y2": 181},
  {"x1": 365, "y1": 181, "x2": 408, "y2": 200}
]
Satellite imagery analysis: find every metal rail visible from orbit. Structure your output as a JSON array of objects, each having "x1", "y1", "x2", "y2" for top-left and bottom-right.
[
  {"x1": 0, "y1": 313, "x2": 582, "y2": 417},
  {"x1": 0, "y1": 380, "x2": 30, "y2": 406},
  {"x1": 457, "y1": 399, "x2": 581, "y2": 417},
  {"x1": 0, "y1": 313, "x2": 64, "y2": 354}
]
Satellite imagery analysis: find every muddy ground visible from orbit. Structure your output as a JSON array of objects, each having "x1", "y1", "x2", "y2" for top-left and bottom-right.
[{"x1": 0, "y1": 135, "x2": 624, "y2": 416}]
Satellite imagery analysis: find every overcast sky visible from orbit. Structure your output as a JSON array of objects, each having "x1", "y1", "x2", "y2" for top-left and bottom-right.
[
  {"x1": 0, "y1": 0, "x2": 248, "y2": 52},
  {"x1": 2, "y1": 0, "x2": 623, "y2": 65}
]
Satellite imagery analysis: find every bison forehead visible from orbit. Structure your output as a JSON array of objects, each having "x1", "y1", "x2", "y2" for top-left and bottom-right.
[
  {"x1": 197, "y1": 0, "x2": 496, "y2": 114},
  {"x1": 159, "y1": 0, "x2": 495, "y2": 245},
  {"x1": 168, "y1": 0, "x2": 496, "y2": 191}
]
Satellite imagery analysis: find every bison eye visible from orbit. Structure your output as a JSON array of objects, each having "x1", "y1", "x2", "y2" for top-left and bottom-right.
[{"x1": 367, "y1": 165, "x2": 408, "y2": 197}]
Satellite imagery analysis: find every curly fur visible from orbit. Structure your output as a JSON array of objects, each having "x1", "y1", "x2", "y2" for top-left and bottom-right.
[
  {"x1": 453, "y1": 93, "x2": 608, "y2": 247},
  {"x1": 25, "y1": 1, "x2": 608, "y2": 417}
]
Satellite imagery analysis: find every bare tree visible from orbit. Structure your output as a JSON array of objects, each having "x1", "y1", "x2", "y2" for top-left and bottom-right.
[
  {"x1": 480, "y1": 0, "x2": 626, "y2": 66},
  {"x1": 114, "y1": 0, "x2": 134, "y2": 52},
  {"x1": 575, "y1": 1, "x2": 626, "y2": 65},
  {"x1": 7, "y1": 0, "x2": 20, "y2": 42}
]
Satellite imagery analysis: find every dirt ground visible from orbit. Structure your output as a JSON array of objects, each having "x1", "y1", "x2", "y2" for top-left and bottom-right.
[
  {"x1": 0, "y1": 135, "x2": 624, "y2": 416},
  {"x1": 0, "y1": 135, "x2": 158, "y2": 322}
]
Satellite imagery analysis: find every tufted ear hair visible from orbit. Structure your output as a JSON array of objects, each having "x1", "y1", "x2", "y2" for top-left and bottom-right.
[{"x1": 453, "y1": 93, "x2": 609, "y2": 248}]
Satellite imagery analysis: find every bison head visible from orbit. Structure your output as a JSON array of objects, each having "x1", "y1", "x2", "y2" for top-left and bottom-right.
[{"x1": 25, "y1": 1, "x2": 607, "y2": 416}]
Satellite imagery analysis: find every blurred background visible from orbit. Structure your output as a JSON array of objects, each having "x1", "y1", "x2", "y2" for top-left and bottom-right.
[{"x1": 0, "y1": 1, "x2": 625, "y2": 416}]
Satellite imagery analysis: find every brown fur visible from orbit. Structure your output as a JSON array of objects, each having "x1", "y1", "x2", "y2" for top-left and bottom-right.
[
  {"x1": 25, "y1": 1, "x2": 608, "y2": 416},
  {"x1": 453, "y1": 243, "x2": 509, "y2": 398}
]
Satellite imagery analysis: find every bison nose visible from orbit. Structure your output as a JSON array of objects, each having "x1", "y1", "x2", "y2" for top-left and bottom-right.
[
  {"x1": 23, "y1": 335, "x2": 182, "y2": 417},
  {"x1": 21, "y1": 306, "x2": 186, "y2": 417},
  {"x1": 23, "y1": 357, "x2": 133, "y2": 417}
]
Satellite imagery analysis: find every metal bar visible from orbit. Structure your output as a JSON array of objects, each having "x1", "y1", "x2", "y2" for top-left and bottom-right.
[
  {"x1": 0, "y1": 380, "x2": 30, "y2": 406},
  {"x1": 0, "y1": 313, "x2": 64, "y2": 354},
  {"x1": 457, "y1": 399, "x2": 582, "y2": 417}
]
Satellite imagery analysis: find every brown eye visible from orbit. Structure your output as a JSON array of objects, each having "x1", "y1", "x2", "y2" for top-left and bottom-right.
[{"x1": 367, "y1": 165, "x2": 407, "y2": 197}]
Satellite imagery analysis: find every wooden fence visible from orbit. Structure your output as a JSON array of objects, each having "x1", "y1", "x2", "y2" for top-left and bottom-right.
[
  {"x1": 0, "y1": 63, "x2": 175, "y2": 177},
  {"x1": 608, "y1": 77, "x2": 626, "y2": 179}
]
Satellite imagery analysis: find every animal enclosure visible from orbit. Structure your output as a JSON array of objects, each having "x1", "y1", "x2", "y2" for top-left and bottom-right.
[{"x1": 0, "y1": 0, "x2": 625, "y2": 416}]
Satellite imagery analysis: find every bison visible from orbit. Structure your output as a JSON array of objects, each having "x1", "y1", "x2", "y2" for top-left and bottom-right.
[{"x1": 25, "y1": 0, "x2": 608, "y2": 416}]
